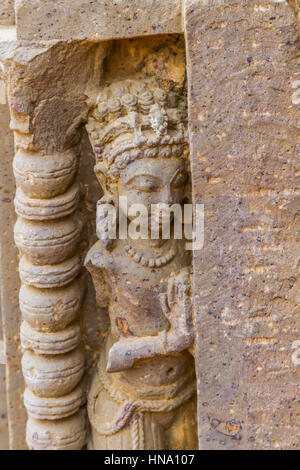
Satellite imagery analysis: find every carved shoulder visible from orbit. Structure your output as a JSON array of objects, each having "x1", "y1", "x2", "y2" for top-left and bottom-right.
[
  {"x1": 84, "y1": 241, "x2": 115, "y2": 271},
  {"x1": 84, "y1": 241, "x2": 115, "y2": 308}
]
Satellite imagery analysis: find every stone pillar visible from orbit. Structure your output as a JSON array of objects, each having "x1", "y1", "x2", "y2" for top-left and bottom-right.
[
  {"x1": 13, "y1": 117, "x2": 86, "y2": 449},
  {"x1": 185, "y1": 0, "x2": 300, "y2": 450},
  {"x1": 0, "y1": 37, "x2": 109, "y2": 449}
]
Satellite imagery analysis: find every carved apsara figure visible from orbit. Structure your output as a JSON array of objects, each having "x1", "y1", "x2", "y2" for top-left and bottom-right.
[{"x1": 85, "y1": 77, "x2": 197, "y2": 450}]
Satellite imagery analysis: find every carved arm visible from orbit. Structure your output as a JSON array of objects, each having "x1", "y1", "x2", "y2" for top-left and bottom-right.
[{"x1": 107, "y1": 268, "x2": 194, "y2": 372}]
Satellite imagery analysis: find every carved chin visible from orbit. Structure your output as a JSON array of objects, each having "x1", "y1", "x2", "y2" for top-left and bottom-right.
[{"x1": 151, "y1": 214, "x2": 175, "y2": 227}]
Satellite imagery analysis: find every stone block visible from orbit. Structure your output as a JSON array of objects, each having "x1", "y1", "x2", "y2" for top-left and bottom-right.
[
  {"x1": 0, "y1": 1, "x2": 15, "y2": 26},
  {"x1": 185, "y1": 0, "x2": 300, "y2": 450},
  {"x1": 15, "y1": 0, "x2": 182, "y2": 41}
]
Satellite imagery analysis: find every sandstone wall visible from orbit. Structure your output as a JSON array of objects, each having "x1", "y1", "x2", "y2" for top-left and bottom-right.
[
  {"x1": 0, "y1": 61, "x2": 25, "y2": 449},
  {"x1": 185, "y1": 0, "x2": 300, "y2": 449},
  {"x1": 14, "y1": 0, "x2": 183, "y2": 41},
  {"x1": 0, "y1": 7, "x2": 16, "y2": 446}
]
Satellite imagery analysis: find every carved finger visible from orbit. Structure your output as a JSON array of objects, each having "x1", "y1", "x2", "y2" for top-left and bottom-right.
[
  {"x1": 167, "y1": 278, "x2": 175, "y2": 308},
  {"x1": 106, "y1": 343, "x2": 134, "y2": 373},
  {"x1": 159, "y1": 293, "x2": 172, "y2": 322},
  {"x1": 175, "y1": 278, "x2": 189, "y2": 305}
]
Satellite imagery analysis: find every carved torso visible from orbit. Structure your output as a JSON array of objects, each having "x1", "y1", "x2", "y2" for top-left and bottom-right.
[{"x1": 86, "y1": 238, "x2": 194, "y2": 390}]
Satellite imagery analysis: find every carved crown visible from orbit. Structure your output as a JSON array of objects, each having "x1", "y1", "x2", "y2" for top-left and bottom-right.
[{"x1": 86, "y1": 78, "x2": 188, "y2": 181}]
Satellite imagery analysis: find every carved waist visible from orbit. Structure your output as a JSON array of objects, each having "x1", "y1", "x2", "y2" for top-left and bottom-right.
[{"x1": 103, "y1": 334, "x2": 195, "y2": 398}]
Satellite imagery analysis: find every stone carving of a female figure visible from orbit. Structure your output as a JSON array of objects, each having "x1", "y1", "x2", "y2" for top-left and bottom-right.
[{"x1": 85, "y1": 77, "x2": 197, "y2": 450}]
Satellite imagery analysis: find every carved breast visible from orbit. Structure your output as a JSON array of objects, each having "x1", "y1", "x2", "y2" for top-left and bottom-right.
[{"x1": 86, "y1": 240, "x2": 190, "y2": 339}]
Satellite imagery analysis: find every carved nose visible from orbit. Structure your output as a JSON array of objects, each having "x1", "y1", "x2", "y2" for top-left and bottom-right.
[{"x1": 160, "y1": 187, "x2": 173, "y2": 205}]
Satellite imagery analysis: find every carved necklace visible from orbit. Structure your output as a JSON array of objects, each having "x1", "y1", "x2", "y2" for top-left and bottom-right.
[{"x1": 123, "y1": 242, "x2": 177, "y2": 268}]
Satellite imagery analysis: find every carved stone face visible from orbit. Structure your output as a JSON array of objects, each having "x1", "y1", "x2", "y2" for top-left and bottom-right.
[{"x1": 117, "y1": 157, "x2": 188, "y2": 227}]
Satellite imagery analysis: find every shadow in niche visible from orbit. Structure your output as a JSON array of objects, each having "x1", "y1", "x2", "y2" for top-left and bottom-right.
[{"x1": 78, "y1": 128, "x2": 110, "y2": 372}]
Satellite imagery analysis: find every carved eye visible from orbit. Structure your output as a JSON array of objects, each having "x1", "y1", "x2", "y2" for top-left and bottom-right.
[
  {"x1": 172, "y1": 171, "x2": 188, "y2": 189},
  {"x1": 129, "y1": 175, "x2": 160, "y2": 193}
]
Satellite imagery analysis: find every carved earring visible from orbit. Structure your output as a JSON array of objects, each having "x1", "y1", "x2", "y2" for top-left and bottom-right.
[
  {"x1": 94, "y1": 164, "x2": 117, "y2": 251},
  {"x1": 96, "y1": 195, "x2": 117, "y2": 251}
]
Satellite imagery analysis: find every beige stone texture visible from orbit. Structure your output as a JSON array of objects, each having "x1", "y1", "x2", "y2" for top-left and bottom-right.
[
  {"x1": 0, "y1": 35, "x2": 109, "y2": 449},
  {"x1": 0, "y1": 1, "x2": 15, "y2": 26},
  {"x1": 0, "y1": 30, "x2": 195, "y2": 449},
  {"x1": 15, "y1": 0, "x2": 183, "y2": 41},
  {"x1": 0, "y1": 68, "x2": 25, "y2": 449},
  {"x1": 0, "y1": 368, "x2": 8, "y2": 450},
  {"x1": 0, "y1": 305, "x2": 8, "y2": 449},
  {"x1": 185, "y1": 0, "x2": 300, "y2": 450}
]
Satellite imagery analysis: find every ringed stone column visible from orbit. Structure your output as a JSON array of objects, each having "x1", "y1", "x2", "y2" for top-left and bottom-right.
[
  {"x1": 0, "y1": 38, "x2": 109, "y2": 449},
  {"x1": 12, "y1": 118, "x2": 86, "y2": 450}
]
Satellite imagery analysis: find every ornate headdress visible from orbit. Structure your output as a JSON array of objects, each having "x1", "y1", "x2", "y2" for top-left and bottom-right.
[{"x1": 86, "y1": 77, "x2": 189, "y2": 183}]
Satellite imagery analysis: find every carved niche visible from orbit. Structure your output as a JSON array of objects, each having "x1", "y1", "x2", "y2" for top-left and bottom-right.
[
  {"x1": 85, "y1": 76, "x2": 198, "y2": 450},
  {"x1": 8, "y1": 32, "x2": 197, "y2": 450}
]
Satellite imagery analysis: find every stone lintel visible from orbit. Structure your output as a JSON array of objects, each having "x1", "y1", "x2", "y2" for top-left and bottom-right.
[{"x1": 15, "y1": 0, "x2": 183, "y2": 41}]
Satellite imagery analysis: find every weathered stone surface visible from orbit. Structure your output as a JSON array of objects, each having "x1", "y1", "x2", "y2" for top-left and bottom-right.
[
  {"x1": 26, "y1": 409, "x2": 87, "y2": 450},
  {"x1": 0, "y1": 40, "x2": 109, "y2": 153},
  {"x1": 22, "y1": 348, "x2": 85, "y2": 398},
  {"x1": 13, "y1": 150, "x2": 78, "y2": 199},
  {"x1": 0, "y1": 69, "x2": 26, "y2": 450},
  {"x1": 0, "y1": 1, "x2": 15, "y2": 26},
  {"x1": 15, "y1": 0, "x2": 183, "y2": 41},
  {"x1": 0, "y1": 307, "x2": 8, "y2": 450},
  {"x1": 0, "y1": 364, "x2": 8, "y2": 450},
  {"x1": 185, "y1": 0, "x2": 300, "y2": 450},
  {"x1": 0, "y1": 38, "x2": 109, "y2": 449},
  {"x1": 2, "y1": 33, "x2": 194, "y2": 451},
  {"x1": 2, "y1": 0, "x2": 300, "y2": 451},
  {"x1": 0, "y1": 80, "x2": 9, "y2": 450},
  {"x1": 24, "y1": 383, "x2": 86, "y2": 421}
]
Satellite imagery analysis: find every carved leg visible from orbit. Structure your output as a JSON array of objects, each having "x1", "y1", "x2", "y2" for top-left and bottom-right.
[{"x1": 163, "y1": 396, "x2": 198, "y2": 450}]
